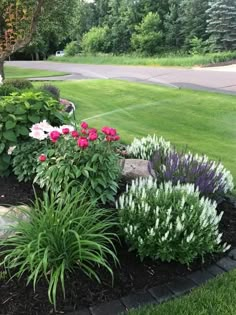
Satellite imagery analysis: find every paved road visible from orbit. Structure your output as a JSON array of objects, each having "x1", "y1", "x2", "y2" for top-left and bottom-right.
[{"x1": 6, "y1": 60, "x2": 236, "y2": 94}]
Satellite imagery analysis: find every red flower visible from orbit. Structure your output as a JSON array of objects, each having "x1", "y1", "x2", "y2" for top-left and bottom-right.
[
  {"x1": 77, "y1": 137, "x2": 89, "y2": 149},
  {"x1": 109, "y1": 128, "x2": 117, "y2": 136},
  {"x1": 101, "y1": 126, "x2": 110, "y2": 135},
  {"x1": 88, "y1": 132, "x2": 98, "y2": 141},
  {"x1": 71, "y1": 130, "x2": 79, "y2": 138},
  {"x1": 89, "y1": 128, "x2": 97, "y2": 134},
  {"x1": 113, "y1": 135, "x2": 120, "y2": 141},
  {"x1": 81, "y1": 128, "x2": 87, "y2": 135},
  {"x1": 62, "y1": 128, "x2": 70, "y2": 134},
  {"x1": 49, "y1": 130, "x2": 61, "y2": 142},
  {"x1": 39, "y1": 154, "x2": 47, "y2": 162},
  {"x1": 106, "y1": 135, "x2": 112, "y2": 142},
  {"x1": 81, "y1": 121, "x2": 88, "y2": 129}
]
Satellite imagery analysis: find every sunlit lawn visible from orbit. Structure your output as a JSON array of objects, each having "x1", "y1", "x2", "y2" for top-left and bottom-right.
[{"x1": 5, "y1": 66, "x2": 67, "y2": 79}]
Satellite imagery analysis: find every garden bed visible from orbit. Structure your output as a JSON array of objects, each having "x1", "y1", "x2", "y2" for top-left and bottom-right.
[{"x1": 0, "y1": 176, "x2": 236, "y2": 315}]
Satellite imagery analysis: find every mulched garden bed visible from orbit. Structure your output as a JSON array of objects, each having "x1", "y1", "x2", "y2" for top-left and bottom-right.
[{"x1": 0, "y1": 176, "x2": 236, "y2": 315}]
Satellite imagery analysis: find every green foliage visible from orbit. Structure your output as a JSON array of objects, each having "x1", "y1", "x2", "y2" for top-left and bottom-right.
[
  {"x1": 34, "y1": 126, "x2": 121, "y2": 204},
  {"x1": 0, "y1": 91, "x2": 66, "y2": 175},
  {"x1": 131, "y1": 12, "x2": 162, "y2": 55},
  {"x1": 12, "y1": 140, "x2": 46, "y2": 182},
  {"x1": 0, "y1": 83, "x2": 19, "y2": 96},
  {"x1": 64, "y1": 41, "x2": 80, "y2": 56},
  {"x1": 0, "y1": 185, "x2": 118, "y2": 306},
  {"x1": 117, "y1": 178, "x2": 228, "y2": 264},
  {"x1": 189, "y1": 36, "x2": 207, "y2": 55},
  {"x1": 81, "y1": 26, "x2": 111, "y2": 53},
  {"x1": 40, "y1": 84, "x2": 60, "y2": 100},
  {"x1": 5, "y1": 79, "x2": 33, "y2": 90}
]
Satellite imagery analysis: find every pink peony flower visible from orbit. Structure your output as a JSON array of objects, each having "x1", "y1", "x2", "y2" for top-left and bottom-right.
[
  {"x1": 88, "y1": 128, "x2": 97, "y2": 134},
  {"x1": 101, "y1": 126, "x2": 110, "y2": 135},
  {"x1": 49, "y1": 130, "x2": 61, "y2": 142},
  {"x1": 81, "y1": 128, "x2": 87, "y2": 135},
  {"x1": 39, "y1": 154, "x2": 47, "y2": 162},
  {"x1": 109, "y1": 128, "x2": 117, "y2": 136},
  {"x1": 71, "y1": 130, "x2": 79, "y2": 138},
  {"x1": 59, "y1": 125, "x2": 75, "y2": 133},
  {"x1": 113, "y1": 135, "x2": 120, "y2": 141},
  {"x1": 62, "y1": 128, "x2": 70, "y2": 134},
  {"x1": 81, "y1": 121, "x2": 88, "y2": 129},
  {"x1": 88, "y1": 132, "x2": 98, "y2": 141},
  {"x1": 77, "y1": 137, "x2": 89, "y2": 149}
]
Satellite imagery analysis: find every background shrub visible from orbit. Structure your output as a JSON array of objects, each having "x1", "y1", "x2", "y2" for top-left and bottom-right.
[
  {"x1": 0, "y1": 185, "x2": 118, "y2": 306},
  {"x1": 117, "y1": 177, "x2": 229, "y2": 264},
  {"x1": 81, "y1": 26, "x2": 111, "y2": 54},
  {"x1": 0, "y1": 83, "x2": 19, "y2": 96},
  {"x1": 40, "y1": 84, "x2": 60, "y2": 100},
  {"x1": 4, "y1": 79, "x2": 33, "y2": 90},
  {"x1": 150, "y1": 150, "x2": 234, "y2": 197},
  {"x1": 126, "y1": 134, "x2": 172, "y2": 160},
  {"x1": 64, "y1": 41, "x2": 80, "y2": 56},
  {"x1": 0, "y1": 91, "x2": 66, "y2": 175}
]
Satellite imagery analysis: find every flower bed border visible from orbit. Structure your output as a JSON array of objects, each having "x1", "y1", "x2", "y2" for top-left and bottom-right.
[{"x1": 64, "y1": 249, "x2": 236, "y2": 315}]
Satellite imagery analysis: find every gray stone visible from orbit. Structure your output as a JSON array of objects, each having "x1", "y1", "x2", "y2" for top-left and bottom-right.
[
  {"x1": 121, "y1": 159, "x2": 150, "y2": 181},
  {"x1": 206, "y1": 264, "x2": 225, "y2": 276},
  {"x1": 121, "y1": 291, "x2": 156, "y2": 310},
  {"x1": 167, "y1": 277, "x2": 196, "y2": 296},
  {"x1": 90, "y1": 300, "x2": 126, "y2": 315},
  {"x1": 187, "y1": 270, "x2": 214, "y2": 285},
  {"x1": 67, "y1": 310, "x2": 91, "y2": 315},
  {"x1": 149, "y1": 284, "x2": 174, "y2": 303},
  {"x1": 0, "y1": 205, "x2": 30, "y2": 239},
  {"x1": 216, "y1": 257, "x2": 236, "y2": 271},
  {"x1": 228, "y1": 249, "x2": 236, "y2": 261}
]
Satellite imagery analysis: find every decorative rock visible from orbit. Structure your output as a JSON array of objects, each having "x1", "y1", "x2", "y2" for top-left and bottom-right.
[
  {"x1": 167, "y1": 277, "x2": 196, "y2": 296},
  {"x1": 216, "y1": 257, "x2": 236, "y2": 271},
  {"x1": 206, "y1": 264, "x2": 225, "y2": 276},
  {"x1": 228, "y1": 249, "x2": 236, "y2": 261},
  {"x1": 0, "y1": 205, "x2": 30, "y2": 239},
  {"x1": 121, "y1": 159, "x2": 150, "y2": 181}
]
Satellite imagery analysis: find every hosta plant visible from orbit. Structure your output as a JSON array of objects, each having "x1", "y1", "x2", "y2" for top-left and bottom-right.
[
  {"x1": 117, "y1": 177, "x2": 229, "y2": 264},
  {"x1": 126, "y1": 134, "x2": 172, "y2": 160},
  {"x1": 31, "y1": 121, "x2": 121, "y2": 204},
  {"x1": 0, "y1": 185, "x2": 118, "y2": 306},
  {"x1": 149, "y1": 150, "x2": 234, "y2": 197}
]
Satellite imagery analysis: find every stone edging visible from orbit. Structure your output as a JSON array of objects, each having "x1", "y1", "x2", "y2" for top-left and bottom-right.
[{"x1": 65, "y1": 248, "x2": 236, "y2": 315}]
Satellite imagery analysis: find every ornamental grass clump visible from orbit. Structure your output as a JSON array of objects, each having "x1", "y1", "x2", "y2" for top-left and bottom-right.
[
  {"x1": 0, "y1": 185, "x2": 118, "y2": 306},
  {"x1": 150, "y1": 150, "x2": 234, "y2": 197},
  {"x1": 126, "y1": 134, "x2": 172, "y2": 160},
  {"x1": 117, "y1": 177, "x2": 229, "y2": 264}
]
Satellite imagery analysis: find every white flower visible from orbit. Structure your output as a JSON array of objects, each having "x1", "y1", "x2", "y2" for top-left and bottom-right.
[
  {"x1": 29, "y1": 129, "x2": 48, "y2": 141},
  {"x1": 7, "y1": 146, "x2": 16, "y2": 155}
]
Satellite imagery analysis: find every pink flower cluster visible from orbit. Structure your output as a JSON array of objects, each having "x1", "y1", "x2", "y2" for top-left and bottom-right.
[{"x1": 31, "y1": 121, "x2": 120, "y2": 162}]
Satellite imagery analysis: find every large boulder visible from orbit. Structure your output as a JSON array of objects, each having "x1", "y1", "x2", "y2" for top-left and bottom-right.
[{"x1": 121, "y1": 159, "x2": 151, "y2": 181}]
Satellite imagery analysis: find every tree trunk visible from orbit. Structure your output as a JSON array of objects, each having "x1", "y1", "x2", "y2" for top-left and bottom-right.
[
  {"x1": 0, "y1": 60, "x2": 5, "y2": 81},
  {"x1": 35, "y1": 52, "x2": 39, "y2": 60}
]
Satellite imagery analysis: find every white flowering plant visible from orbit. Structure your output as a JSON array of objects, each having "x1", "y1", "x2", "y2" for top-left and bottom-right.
[
  {"x1": 117, "y1": 177, "x2": 229, "y2": 264},
  {"x1": 126, "y1": 134, "x2": 172, "y2": 160}
]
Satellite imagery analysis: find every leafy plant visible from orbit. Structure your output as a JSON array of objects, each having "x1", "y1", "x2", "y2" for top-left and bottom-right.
[
  {"x1": 150, "y1": 149, "x2": 234, "y2": 197},
  {"x1": 0, "y1": 91, "x2": 67, "y2": 175},
  {"x1": 0, "y1": 83, "x2": 19, "y2": 96},
  {"x1": 4, "y1": 79, "x2": 33, "y2": 90},
  {"x1": 126, "y1": 134, "x2": 172, "y2": 160},
  {"x1": 81, "y1": 26, "x2": 111, "y2": 54},
  {"x1": 32, "y1": 121, "x2": 121, "y2": 204},
  {"x1": 117, "y1": 177, "x2": 229, "y2": 265},
  {"x1": 0, "y1": 185, "x2": 118, "y2": 306},
  {"x1": 64, "y1": 41, "x2": 80, "y2": 56},
  {"x1": 12, "y1": 140, "x2": 46, "y2": 182}
]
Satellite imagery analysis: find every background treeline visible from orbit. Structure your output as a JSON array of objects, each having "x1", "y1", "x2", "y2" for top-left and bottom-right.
[{"x1": 19, "y1": 0, "x2": 236, "y2": 59}]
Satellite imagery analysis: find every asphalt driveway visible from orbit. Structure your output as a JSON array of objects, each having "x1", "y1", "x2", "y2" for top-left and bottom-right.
[{"x1": 6, "y1": 61, "x2": 236, "y2": 94}]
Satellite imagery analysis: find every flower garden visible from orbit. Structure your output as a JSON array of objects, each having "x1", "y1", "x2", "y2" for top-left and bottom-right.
[{"x1": 0, "y1": 79, "x2": 236, "y2": 314}]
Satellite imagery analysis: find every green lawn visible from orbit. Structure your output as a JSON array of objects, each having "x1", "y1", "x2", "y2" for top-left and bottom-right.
[
  {"x1": 5, "y1": 66, "x2": 67, "y2": 79},
  {"x1": 126, "y1": 269, "x2": 236, "y2": 315},
  {"x1": 48, "y1": 51, "x2": 236, "y2": 67},
  {"x1": 44, "y1": 80, "x2": 236, "y2": 180}
]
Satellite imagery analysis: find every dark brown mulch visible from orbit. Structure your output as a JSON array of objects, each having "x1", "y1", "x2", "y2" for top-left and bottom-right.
[{"x1": 0, "y1": 176, "x2": 236, "y2": 315}]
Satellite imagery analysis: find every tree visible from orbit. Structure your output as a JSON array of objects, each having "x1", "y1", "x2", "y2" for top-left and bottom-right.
[
  {"x1": 0, "y1": 0, "x2": 46, "y2": 79},
  {"x1": 206, "y1": 0, "x2": 236, "y2": 51},
  {"x1": 131, "y1": 12, "x2": 162, "y2": 55},
  {"x1": 81, "y1": 26, "x2": 111, "y2": 53}
]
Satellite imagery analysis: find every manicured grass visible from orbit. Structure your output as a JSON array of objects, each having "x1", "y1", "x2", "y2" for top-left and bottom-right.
[
  {"x1": 48, "y1": 51, "x2": 236, "y2": 67},
  {"x1": 5, "y1": 66, "x2": 67, "y2": 79},
  {"x1": 41, "y1": 80, "x2": 236, "y2": 180},
  {"x1": 126, "y1": 269, "x2": 236, "y2": 315}
]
